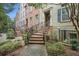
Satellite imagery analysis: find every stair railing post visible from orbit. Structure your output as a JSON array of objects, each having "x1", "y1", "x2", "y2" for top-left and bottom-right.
[
  {"x1": 43, "y1": 21, "x2": 46, "y2": 44},
  {"x1": 27, "y1": 28, "x2": 30, "y2": 44}
]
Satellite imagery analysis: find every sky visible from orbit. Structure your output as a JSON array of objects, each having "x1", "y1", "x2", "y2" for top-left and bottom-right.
[{"x1": 7, "y1": 4, "x2": 20, "y2": 20}]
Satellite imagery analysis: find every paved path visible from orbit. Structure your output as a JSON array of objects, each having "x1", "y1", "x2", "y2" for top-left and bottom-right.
[{"x1": 18, "y1": 44, "x2": 47, "y2": 56}]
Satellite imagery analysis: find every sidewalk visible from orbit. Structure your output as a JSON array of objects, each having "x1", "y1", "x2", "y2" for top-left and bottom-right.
[{"x1": 18, "y1": 44, "x2": 47, "y2": 56}]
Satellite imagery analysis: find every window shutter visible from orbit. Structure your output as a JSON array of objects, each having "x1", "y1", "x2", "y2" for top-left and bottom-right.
[{"x1": 58, "y1": 9, "x2": 61, "y2": 22}]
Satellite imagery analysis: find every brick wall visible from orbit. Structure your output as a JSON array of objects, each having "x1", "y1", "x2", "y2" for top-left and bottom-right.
[{"x1": 26, "y1": 7, "x2": 40, "y2": 29}]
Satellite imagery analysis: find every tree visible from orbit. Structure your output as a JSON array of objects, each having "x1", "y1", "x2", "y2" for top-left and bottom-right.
[
  {"x1": 62, "y1": 3, "x2": 79, "y2": 44},
  {"x1": 0, "y1": 3, "x2": 16, "y2": 32},
  {"x1": 2, "y1": 3, "x2": 16, "y2": 13},
  {"x1": 7, "y1": 17, "x2": 14, "y2": 29},
  {"x1": 0, "y1": 5, "x2": 8, "y2": 32}
]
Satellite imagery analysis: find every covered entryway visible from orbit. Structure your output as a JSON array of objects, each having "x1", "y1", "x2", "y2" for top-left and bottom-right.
[
  {"x1": 26, "y1": 19, "x2": 28, "y2": 31},
  {"x1": 44, "y1": 10, "x2": 50, "y2": 27}
]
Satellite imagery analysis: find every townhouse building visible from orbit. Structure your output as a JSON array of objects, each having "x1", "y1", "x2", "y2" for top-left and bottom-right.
[
  {"x1": 41, "y1": 4, "x2": 77, "y2": 43},
  {"x1": 15, "y1": 4, "x2": 28, "y2": 34},
  {"x1": 15, "y1": 4, "x2": 26, "y2": 36},
  {"x1": 15, "y1": 12, "x2": 22, "y2": 36},
  {"x1": 15, "y1": 3, "x2": 42, "y2": 35},
  {"x1": 19, "y1": 3, "x2": 26, "y2": 32},
  {"x1": 15, "y1": 3, "x2": 77, "y2": 43},
  {"x1": 25, "y1": 4, "x2": 44, "y2": 32}
]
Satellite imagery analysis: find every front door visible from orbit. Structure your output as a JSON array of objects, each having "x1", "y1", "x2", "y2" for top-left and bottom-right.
[
  {"x1": 26, "y1": 19, "x2": 28, "y2": 31},
  {"x1": 44, "y1": 10, "x2": 50, "y2": 27}
]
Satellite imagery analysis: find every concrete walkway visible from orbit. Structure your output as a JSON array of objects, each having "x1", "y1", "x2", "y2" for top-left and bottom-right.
[{"x1": 19, "y1": 44, "x2": 47, "y2": 56}]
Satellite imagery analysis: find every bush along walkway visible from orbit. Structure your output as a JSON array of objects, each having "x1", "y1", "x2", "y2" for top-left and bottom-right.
[
  {"x1": 18, "y1": 44, "x2": 47, "y2": 56},
  {"x1": 46, "y1": 42, "x2": 79, "y2": 56},
  {"x1": 0, "y1": 40, "x2": 22, "y2": 56}
]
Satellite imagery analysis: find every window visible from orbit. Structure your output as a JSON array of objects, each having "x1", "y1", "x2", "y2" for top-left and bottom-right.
[
  {"x1": 30, "y1": 17, "x2": 32, "y2": 20},
  {"x1": 59, "y1": 30, "x2": 67, "y2": 41},
  {"x1": 59, "y1": 30, "x2": 77, "y2": 43},
  {"x1": 36, "y1": 15, "x2": 40, "y2": 24},
  {"x1": 58, "y1": 8, "x2": 69, "y2": 22},
  {"x1": 70, "y1": 33, "x2": 77, "y2": 39},
  {"x1": 36, "y1": 15, "x2": 39, "y2": 20},
  {"x1": 23, "y1": 20, "x2": 25, "y2": 26},
  {"x1": 62, "y1": 8, "x2": 69, "y2": 21}
]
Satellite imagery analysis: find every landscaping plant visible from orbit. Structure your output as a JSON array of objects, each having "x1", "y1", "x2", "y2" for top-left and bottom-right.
[
  {"x1": 70, "y1": 39, "x2": 78, "y2": 50},
  {"x1": 23, "y1": 32, "x2": 30, "y2": 45},
  {"x1": 7, "y1": 29, "x2": 15, "y2": 39},
  {"x1": 46, "y1": 42, "x2": 65, "y2": 56},
  {"x1": 0, "y1": 40, "x2": 21, "y2": 55}
]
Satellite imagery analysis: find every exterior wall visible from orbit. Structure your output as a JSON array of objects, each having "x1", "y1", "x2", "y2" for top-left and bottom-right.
[
  {"x1": 15, "y1": 4, "x2": 27, "y2": 36},
  {"x1": 15, "y1": 12, "x2": 19, "y2": 28},
  {"x1": 25, "y1": 5, "x2": 42, "y2": 30},
  {"x1": 15, "y1": 12, "x2": 22, "y2": 36},
  {"x1": 17, "y1": 3, "x2": 26, "y2": 31},
  {"x1": 15, "y1": 3, "x2": 43, "y2": 34},
  {"x1": 52, "y1": 4, "x2": 74, "y2": 30},
  {"x1": 41, "y1": 4, "x2": 76, "y2": 41},
  {"x1": 49, "y1": 4, "x2": 76, "y2": 41},
  {"x1": 15, "y1": 3, "x2": 77, "y2": 40},
  {"x1": 27, "y1": 8, "x2": 39, "y2": 28},
  {"x1": 15, "y1": 4, "x2": 27, "y2": 33}
]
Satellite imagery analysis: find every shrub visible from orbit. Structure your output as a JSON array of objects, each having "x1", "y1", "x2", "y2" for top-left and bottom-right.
[
  {"x1": 23, "y1": 32, "x2": 30, "y2": 45},
  {"x1": 46, "y1": 42, "x2": 65, "y2": 56},
  {"x1": 0, "y1": 40, "x2": 10, "y2": 46},
  {"x1": 0, "y1": 41, "x2": 12, "y2": 55},
  {"x1": 45, "y1": 29, "x2": 53, "y2": 41},
  {"x1": 52, "y1": 32, "x2": 59, "y2": 42},
  {"x1": 0, "y1": 40, "x2": 21, "y2": 55},
  {"x1": 70, "y1": 39, "x2": 78, "y2": 50},
  {"x1": 7, "y1": 29, "x2": 15, "y2": 39}
]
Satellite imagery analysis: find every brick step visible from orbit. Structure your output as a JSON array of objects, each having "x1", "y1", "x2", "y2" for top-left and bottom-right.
[
  {"x1": 31, "y1": 35, "x2": 43, "y2": 38},
  {"x1": 38, "y1": 31, "x2": 43, "y2": 33},
  {"x1": 29, "y1": 41, "x2": 44, "y2": 44},
  {"x1": 30, "y1": 38, "x2": 43, "y2": 41},
  {"x1": 33, "y1": 33, "x2": 43, "y2": 35}
]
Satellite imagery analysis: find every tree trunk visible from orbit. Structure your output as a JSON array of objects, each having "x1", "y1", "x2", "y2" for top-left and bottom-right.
[{"x1": 70, "y1": 17, "x2": 79, "y2": 45}]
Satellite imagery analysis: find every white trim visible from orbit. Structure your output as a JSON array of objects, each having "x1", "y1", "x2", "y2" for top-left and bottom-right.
[
  {"x1": 43, "y1": 7, "x2": 52, "y2": 12},
  {"x1": 69, "y1": 31, "x2": 77, "y2": 39},
  {"x1": 59, "y1": 7, "x2": 70, "y2": 22}
]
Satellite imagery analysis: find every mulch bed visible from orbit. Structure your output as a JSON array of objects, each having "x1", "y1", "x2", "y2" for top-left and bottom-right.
[
  {"x1": 0, "y1": 46, "x2": 23, "y2": 56},
  {"x1": 6, "y1": 46, "x2": 24, "y2": 56},
  {"x1": 64, "y1": 45, "x2": 79, "y2": 56}
]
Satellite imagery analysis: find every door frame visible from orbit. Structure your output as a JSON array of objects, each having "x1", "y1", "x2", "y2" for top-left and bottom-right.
[{"x1": 44, "y1": 10, "x2": 50, "y2": 27}]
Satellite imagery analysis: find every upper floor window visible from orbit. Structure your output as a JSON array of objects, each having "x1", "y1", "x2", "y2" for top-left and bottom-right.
[
  {"x1": 36, "y1": 15, "x2": 39, "y2": 20},
  {"x1": 30, "y1": 17, "x2": 32, "y2": 20},
  {"x1": 58, "y1": 8, "x2": 69, "y2": 22},
  {"x1": 62, "y1": 8, "x2": 69, "y2": 21}
]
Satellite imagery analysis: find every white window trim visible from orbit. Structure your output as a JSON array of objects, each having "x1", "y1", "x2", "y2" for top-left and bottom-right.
[
  {"x1": 69, "y1": 31, "x2": 77, "y2": 39},
  {"x1": 60, "y1": 7, "x2": 70, "y2": 22}
]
